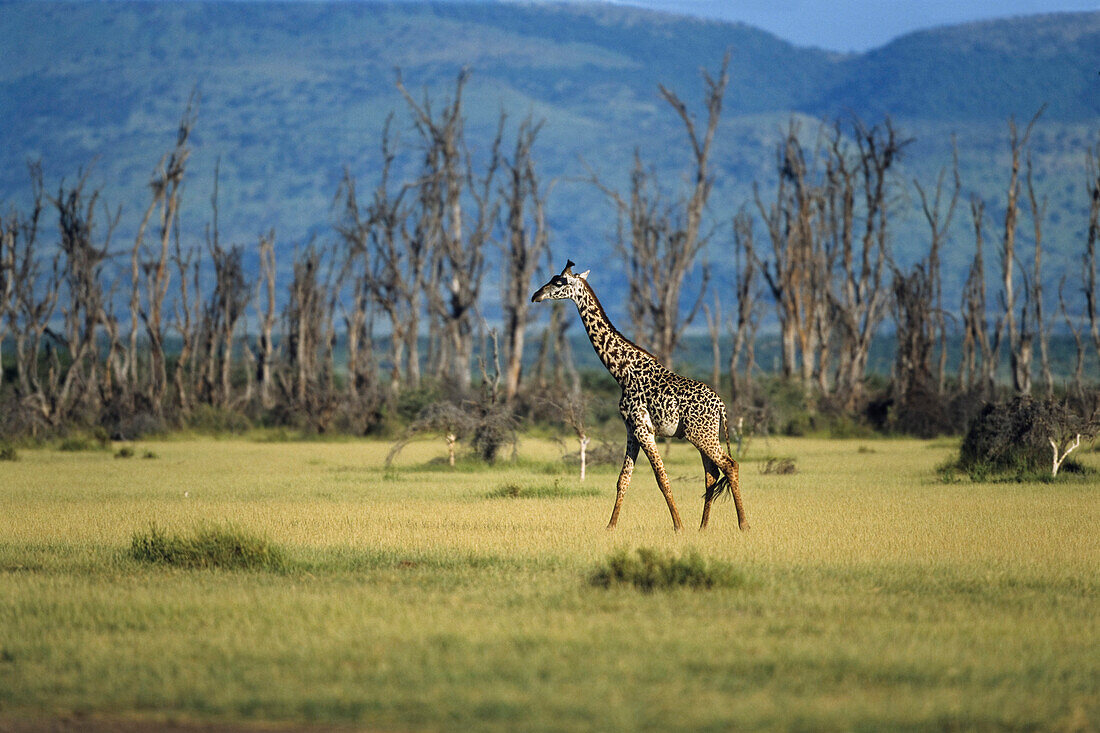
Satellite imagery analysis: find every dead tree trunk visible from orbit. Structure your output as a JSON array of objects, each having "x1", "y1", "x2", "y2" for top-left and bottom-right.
[
  {"x1": 136, "y1": 104, "x2": 193, "y2": 415},
  {"x1": 756, "y1": 121, "x2": 826, "y2": 390},
  {"x1": 962, "y1": 197, "x2": 994, "y2": 395},
  {"x1": 500, "y1": 117, "x2": 549, "y2": 403},
  {"x1": 49, "y1": 171, "x2": 118, "y2": 425},
  {"x1": 1084, "y1": 139, "x2": 1100, "y2": 377},
  {"x1": 256, "y1": 231, "x2": 277, "y2": 409},
  {"x1": 911, "y1": 146, "x2": 959, "y2": 397},
  {"x1": 728, "y1": 212, "x2": 760, "y2": 411},
  {"x1": 398, "y1": 68, "x2": 499, "y2": 394},
  {"x1": 597, "y1": 55, "x2": 728, "y2": 367},
  {"x1": 994, "y1": 109, "x2": 1044, "y2": 396},
  {"x1": 826, "y1": 118, "x2": 907, "y2": 409},
  {"x1": 1025, "y1": 153, "x2": 1053, "y2": 397}
]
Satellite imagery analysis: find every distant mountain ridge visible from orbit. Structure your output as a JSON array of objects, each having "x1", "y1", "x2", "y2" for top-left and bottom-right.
[{"x1": 1, "y1": 1, "x2": 1097, "y2": 314}]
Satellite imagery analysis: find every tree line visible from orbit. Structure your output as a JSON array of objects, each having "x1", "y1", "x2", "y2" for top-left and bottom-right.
[{"x1": 1, "y1": 61, "x2": 1098, "y2": 442}]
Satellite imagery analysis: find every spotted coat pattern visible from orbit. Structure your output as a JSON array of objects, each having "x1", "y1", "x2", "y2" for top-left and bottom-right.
[{"x1": 532, "y1": 262, "x2": 749, "y2": 531}]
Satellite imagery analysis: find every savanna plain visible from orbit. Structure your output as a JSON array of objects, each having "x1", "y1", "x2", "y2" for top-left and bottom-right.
[{"x1": 0, "y1": 434, "x2": 1097, "y2": 732}]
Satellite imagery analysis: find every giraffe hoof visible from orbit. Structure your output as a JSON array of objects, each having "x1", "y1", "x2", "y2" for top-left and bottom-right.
[{"x1": 739, "y1": 520, "x2": 751, "y2": 531}]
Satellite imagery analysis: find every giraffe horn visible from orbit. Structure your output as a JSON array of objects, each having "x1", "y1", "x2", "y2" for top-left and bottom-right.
[{"x1": 561, "y1": 260, "x2": 575, "y2": 276}]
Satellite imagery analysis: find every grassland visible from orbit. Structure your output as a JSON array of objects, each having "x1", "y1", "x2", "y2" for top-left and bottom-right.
[{"x1": 0, "y1": 434, "x2": 1097, "y2": 731}]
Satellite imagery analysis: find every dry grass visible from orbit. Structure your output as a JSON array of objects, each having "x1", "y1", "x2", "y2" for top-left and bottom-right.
[{"x1": 0, "y1": 435, "x2": 1097, "y2": 731}]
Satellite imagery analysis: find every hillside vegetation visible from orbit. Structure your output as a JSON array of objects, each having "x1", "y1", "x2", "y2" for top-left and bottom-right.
[{"x1": 2, "y1": 2, "x2": 1098, "y2": 306}]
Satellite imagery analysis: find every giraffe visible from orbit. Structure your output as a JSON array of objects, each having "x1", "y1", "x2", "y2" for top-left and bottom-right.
[{"x1": 532, "y1": 261, "x2": 749, "y2": 532}]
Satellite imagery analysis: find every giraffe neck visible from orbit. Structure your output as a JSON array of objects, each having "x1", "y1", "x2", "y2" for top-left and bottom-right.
[{"x1": 572, "y1": 281, "x2": 656, "y2": 385}]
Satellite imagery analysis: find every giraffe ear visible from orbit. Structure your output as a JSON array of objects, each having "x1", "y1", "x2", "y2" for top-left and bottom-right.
[{"x1": 578, "y1": 270, "x2": 590, "y2": 280}]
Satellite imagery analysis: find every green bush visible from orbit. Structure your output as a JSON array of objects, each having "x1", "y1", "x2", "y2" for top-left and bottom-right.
[
  {"x1": 0, "y1": 444, "x2": 18, "y2": 461},
  {"x1": 589, "y1": 548, "x2": 746, "y2": 592},
  {"x1": 957, "y1": 397, "x2": 1091, "y2": 481},
  {"x1": 129, "y1": 524, "x2": 287, "y2": 571},
  {"x1": 114, "y1": 446, "x2": 134, "y2": 459}
]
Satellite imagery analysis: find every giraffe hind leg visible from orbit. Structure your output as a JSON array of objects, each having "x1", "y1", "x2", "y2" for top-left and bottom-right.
[
  {"x1": 699, "y1": 441, "x2": 749, "y2": 531},
  {"x1": 699, "y1": 453, "x2": 720, "y2": 529}
]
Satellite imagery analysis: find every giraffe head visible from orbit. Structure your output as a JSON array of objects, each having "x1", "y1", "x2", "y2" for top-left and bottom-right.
[{"x1": 531, "y1": 260, "x2": 590, "y2": 303}]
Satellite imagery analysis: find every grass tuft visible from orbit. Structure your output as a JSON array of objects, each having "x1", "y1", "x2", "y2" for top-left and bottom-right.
[
  {"x1": 0, "y1": 444, "x2": 18, "y2": 461},
  {"x1": 114, "y1": 446, "x2": 135, "y2": 459},
  {"x1": 486, "y1": 480, "x2": 600, "y2": 499},
  {"x1": 760, "y1": 457, "x2": 797, "y2": 474},
  {"x1": 589, "y1": 547, "x2": 746, "y2": 592},
  {"x1": 129, "y1": 524, "x2": 287, "y2": 571}
]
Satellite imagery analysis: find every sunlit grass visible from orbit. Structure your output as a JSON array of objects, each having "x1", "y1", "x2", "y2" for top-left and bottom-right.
[{"x1": 0, "y1": 435, "x2": 1097, "y2": 730}]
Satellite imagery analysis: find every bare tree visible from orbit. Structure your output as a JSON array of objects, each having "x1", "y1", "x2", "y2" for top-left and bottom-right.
[
  {"x1": 398, "y1": 68, "x2": 501, "y2": 393},
  {"x1": 727, "y1": 211, "x2": 760, "y2": 411},
  {"x1": 132, "y1": 102, "x2": 193, "y2": 414},
  {"x1": 756, "y1": 120, "x2": 827, "y2": 387},
  {"x1": 499, "y1": 116, "x2": 550, "y2": 403},
  {"x1": 195, "y1": 172, "x2": 251, "y2": 409},
  {"x1": 46, "y1": 169, "x2": 119, "y2": 425},
  {"x1": 170, "y1": 228, "x2": 198, "y2": 415},
  {"x1": 825, "y1": 118, "x2": 907, "y2": 408},
  {"x1": 253, "y1": 231, "x2": 277, "y2": 410},
  {"x1": 911, "y1": 144, "x2": 960, "y2": 396},
  {"x1": 894, "y1": 151, "x2": 960, "y2": 407},
  {"x1": 991, "y1": 109, "x2": 1044, "y2": 395},
  {"x1": 551, "y1": 391, "x2": 591, "y2": 480},
  {"x1": 1025, "y1": 153, "x2": 1053, "y2": 397},
  {"x1": 960, "y1": 196, "x2": 993, "y2": 394},
  {"x1": 597, "y1": 55, "x2": 728, "y2": 367},
  {"x1": 280, "y1": 243, "x2": 339, "y2": 430},
  {"x1": 1085, "y1": 137, "x2": 1100, "y2": 374}
]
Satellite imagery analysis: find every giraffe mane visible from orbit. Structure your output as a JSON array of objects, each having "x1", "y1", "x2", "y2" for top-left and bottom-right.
[{"x1": 579, "y1": 279, "x2": 659, "y2": 363}]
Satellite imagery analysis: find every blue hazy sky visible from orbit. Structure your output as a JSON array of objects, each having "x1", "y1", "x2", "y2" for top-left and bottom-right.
[{"x1": 592, "y1": 0, "x2": 1100, "y2": 51}]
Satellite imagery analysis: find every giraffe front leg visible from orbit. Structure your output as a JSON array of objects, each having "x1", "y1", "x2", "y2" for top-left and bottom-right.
[
  {"x1": 637, "y1": 431, "x2": 684, "y2": 532},
  {"x1": 607, "y1": 436, "x2": 639, "y2": 530},
  {"x1": 699, "y1": 453, "x2": 720, "y2": 530}
]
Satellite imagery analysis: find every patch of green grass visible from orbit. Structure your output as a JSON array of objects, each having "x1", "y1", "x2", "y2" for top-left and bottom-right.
[
  {"x1": 0, "y1": 436, "x2": 1097, "y2": 731},
  {"x1": 589, "y1": 547, "x2": 747, "y2": 592},
  {"x1": 486, "y1": 480, "x2": 600, "y2": 499},
  {"x1": 129, "y1": 524, "x2": 287, "y2": 571}
]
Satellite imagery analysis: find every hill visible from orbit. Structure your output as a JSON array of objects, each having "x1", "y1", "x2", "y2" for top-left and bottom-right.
[{"x1": 1, "y1": 1, "x2": 1097, "y2": 315}]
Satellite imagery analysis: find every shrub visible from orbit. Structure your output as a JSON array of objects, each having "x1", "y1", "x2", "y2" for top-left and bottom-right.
[
  {"x1": 114, "y1": 446, "x2": 134, "y2": 459},
  {"x1": 0, "y1": 444, "x2": 18, "y2": 461},
  {"x1": 57, "y1": 432, "x2": 110, "y2": 452},
  {"x1": 760, "y1": 457, "x2": 797, "y2": 475},
  {"x1": 958, "y1": 397, "x2": 1097, "y2": 481},
  {"x1": 589, "y1": 548, "x2": 746, "y2": 592},
  {"x1": 129, "y1": 524, "x2": 287, "y2": 571}
]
